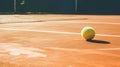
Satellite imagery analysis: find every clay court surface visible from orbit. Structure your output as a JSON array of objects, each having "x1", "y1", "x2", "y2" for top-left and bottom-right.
[{"x1": 0, "y1": 14, "x2": 120, "y2": 67}]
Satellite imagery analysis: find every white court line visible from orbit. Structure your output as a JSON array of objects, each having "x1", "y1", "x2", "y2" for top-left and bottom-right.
[
  {"x1": 99, "y1": 48, "x2": 120, "y2": 50},
  {"x1": 39, "y1": 18, "x2": 120, "y2": 25},
  {"x1": 47, "y1": 47, "x2": 120, "y2": 58},
  {"x1": 46, "y1": 47, "x2": 101, "y2": 54},
  {"x1": 96, "y1": 34, "x2": 120, "y2": 38},
  {"x1": 65, "y1": 21, "x2": 120, "y2": 25},
  {"x1": 47, "y1": 47, "x2": 120, "y2": 51},
  {"x1": 0, "y1": 28, "x2": 120, "y2": 38}
]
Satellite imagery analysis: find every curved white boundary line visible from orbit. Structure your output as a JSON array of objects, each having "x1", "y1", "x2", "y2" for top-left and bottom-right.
[{"x1": 0, "y1": 28, "x2": 120, "y2": 38}]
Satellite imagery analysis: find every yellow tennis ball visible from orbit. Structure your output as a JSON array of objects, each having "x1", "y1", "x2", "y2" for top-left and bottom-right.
[{"x1": 81, "y1": 27, "x2": 95, "y2": 41}]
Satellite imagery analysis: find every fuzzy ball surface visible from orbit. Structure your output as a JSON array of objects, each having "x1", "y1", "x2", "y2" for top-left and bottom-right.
[{"x1": 81, "y1": 27, "x2": 95, "y2": 41}]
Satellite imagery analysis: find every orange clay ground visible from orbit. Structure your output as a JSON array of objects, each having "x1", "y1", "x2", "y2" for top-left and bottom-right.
[{"x1": 0, "y1": 14, "x2": 120, "y2": 67}]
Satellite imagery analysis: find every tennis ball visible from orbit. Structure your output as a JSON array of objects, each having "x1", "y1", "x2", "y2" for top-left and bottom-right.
[{"x1": 81, "y1": 27, "x2": 95, "y2": 41}]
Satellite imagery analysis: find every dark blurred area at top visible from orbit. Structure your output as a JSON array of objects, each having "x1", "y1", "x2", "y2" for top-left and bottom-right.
[{"x1": 0, "y1": 0, "x2": 120, "y2": 14}]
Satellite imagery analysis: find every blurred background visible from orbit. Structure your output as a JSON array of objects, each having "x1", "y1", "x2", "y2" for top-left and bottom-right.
[{"x1": 0, "y1": 0, "x2": 120, "y2": 14}]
